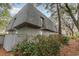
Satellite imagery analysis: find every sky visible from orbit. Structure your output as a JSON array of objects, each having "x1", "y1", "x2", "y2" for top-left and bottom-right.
[
  {"x1": 9, "y1": 3, "x2": 51, "y2": 17},
  {"x1": 9, "y1": 3, "x2": 26, "y2": 17}
]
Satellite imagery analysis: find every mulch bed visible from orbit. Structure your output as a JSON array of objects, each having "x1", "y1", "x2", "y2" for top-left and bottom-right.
[
  {"x1": 60, "y1": 40, "x2": 79, "y2": 56},
  {"x1": 0, "y1": 44, "x2": 13, "y2": 56}
]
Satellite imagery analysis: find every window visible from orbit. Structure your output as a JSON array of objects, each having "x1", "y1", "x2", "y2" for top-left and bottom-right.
[
  {"x1": 14, "y1": 18, "x2": 16, "y2": 20},
  {"x1": 40, "y1": 17, "x2": 44, "y2": 27}
]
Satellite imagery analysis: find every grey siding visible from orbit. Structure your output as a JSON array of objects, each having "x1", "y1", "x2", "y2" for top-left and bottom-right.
[
  {"x1": 3, "y1": 26, "x2": 42, "y2": 51},
  {"x1": 13, "y1": 4, "x2": 42, "y2": 28},
  {"x1": 7, "y1": 4, "x2": 57, "y2": 32},
  {"x1": 3, "y1": 26, "x2": 57, "y2": 51},
  {"x1": 43, "y1": 18, "x2": 57, "y2": 32}
]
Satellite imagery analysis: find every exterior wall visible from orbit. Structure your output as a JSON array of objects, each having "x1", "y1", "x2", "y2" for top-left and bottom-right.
[
  {"x1": 3, "y1": 26, "x2": 57, "y2": 51},
  {"x1": 3, "y1": 33, "x2": 27, "y2": 51},
  {"x1": 3, "y1": 26, "x2": 42, "y2": 51},
  {"x1": 42, "y1": 30, "x2": 53, "y2": 36},
  {"x1": 3, "y1": 34, "x2": 17, "y2": 51},
  {"x1": 43, "y1": 18, "x2": 57, "y2": 32},
  {"x1": 16, "y1": 26, "x2": 42, "y2": 40},
  {"x1": 0, "y1": 35, "x2": 4, "y2": 44}
]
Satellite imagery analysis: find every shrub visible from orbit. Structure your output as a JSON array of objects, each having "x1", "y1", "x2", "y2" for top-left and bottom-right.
[
  {"x1": 76, "y1": 32, "x2": 79, "y2": 38},
  {"x1": 12, "y1": 40, "x2": 39, "y2": 56},
  {"x1": 34, "y1": 35, "x2": 61, "y2": 56},
  {"x1": 48, "y1": 34, "x2": 69, "y2": 45},
  {"x1": 12, "y1": 34, "x2": 69, "y2": 56},
  {"x1": 63, "y1": 36, "x2": 69, "y2": 45}
]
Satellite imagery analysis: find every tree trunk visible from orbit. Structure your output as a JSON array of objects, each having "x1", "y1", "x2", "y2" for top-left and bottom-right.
[
  {"x1": 77, "y1": 3, "x2": 79, "y2": 31},
  {"x1": 57, "y1": 4, "x2": 62, "y2": 34},
  {"x1": 65, "y1": 3, "x2": 79, "y2": 31}
]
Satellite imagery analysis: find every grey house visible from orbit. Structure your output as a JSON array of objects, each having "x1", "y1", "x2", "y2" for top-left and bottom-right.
[{"x1": 3, "y1": 4, "x2": 57, "y2": 51}]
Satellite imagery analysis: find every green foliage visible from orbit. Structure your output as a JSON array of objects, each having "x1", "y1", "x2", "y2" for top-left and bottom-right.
[
  {"x1": 0, "y1": 3, "x2": 11, "y2": 31},
  {"x1": 12, "y1": 41, "x2": 39, "y2": 56},
  {"x1": 63, "y1": 36, "x2": 69, "y2": 45},
  {"x1": 0, "y1": 9, "x2": 10, "y2": 16},
  {"x1": 48, "y1": 34, "x2": 69, "y2": 45},
  {"x1": 70, "y1": 36, "x2": 76, "y2": 40},
  {"x1": 34, "y1": 35, "x2": 61, "y2": 56},
  {"x1": 12, "y1": 34, "x2": 70, "y2": 56},
  {"x1": 69, "y1": 33, "x2": 78, "y2": 40},
  {"x1": 0, "y1": 3, "x2": 11, "y2": 9},
  {"x1": 75, "y1": 32, "x2": 79, "y2": 38},
  {"x1": 0, "y1": 17, "x2": 11, "y2": 30}
]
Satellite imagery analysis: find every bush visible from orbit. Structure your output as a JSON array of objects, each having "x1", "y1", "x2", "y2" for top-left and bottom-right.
[
  {"x1": 70, "y1": 35, "x2": 77, "y2": 40},
  {"x1": 34, "y1": 35, "x2": 61, "y2": 56},
  {"x1": 48, "y1": 34, "x2": 69, "y2": 45},
  {"x1": 12, "y1": 40, "x2": 39, "y2": 56},
  {"x1": 76, "y1": 32, "x2": 79, "y2": 38},
  {"x1": 12, "y1": 34, "x2": 69, "y2": 56},
  {"x1": 63, "y1": 36, "x2": 69, "y2": 45}
]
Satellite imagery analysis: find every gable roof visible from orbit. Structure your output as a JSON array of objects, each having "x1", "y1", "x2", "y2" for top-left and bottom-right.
[{"x1": 7, "y1": 4, "x2": 57, "y2": 32}]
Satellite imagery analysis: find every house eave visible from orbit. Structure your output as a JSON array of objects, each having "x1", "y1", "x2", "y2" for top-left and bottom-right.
[{"x1": 14, "y1": 22, "x2": 41, "y2": 29}]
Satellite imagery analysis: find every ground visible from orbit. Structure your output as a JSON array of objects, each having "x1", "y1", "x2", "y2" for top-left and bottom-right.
[
  {"x1": 60, "y1": 39, "x2": 79, "y2": 56},
  {"x1": 0, "y1": 39, "x2": 79, "y2": 56},
  {"x1": 0, "y1": 45, "x2": 12, "y2": 56}
]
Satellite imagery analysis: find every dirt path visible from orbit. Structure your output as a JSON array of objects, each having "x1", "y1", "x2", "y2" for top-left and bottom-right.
[{"x1": 60, "y1": 40, "x2": 79, "y2": 56}]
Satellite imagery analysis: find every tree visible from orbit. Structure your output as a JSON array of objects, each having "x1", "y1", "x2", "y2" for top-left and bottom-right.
[
  {"x1": 36, "y1": 3, "x2": 79, "y2": 35},
  {"x1": 0, "y1": 3, "x2": 11, "y2": 31},
  {"x1": 35, "y1": 3, "x2": 62, "y2": 34},
  {"x1": 62, "y1": 16, "x2": 74, "y2": 36},
  {"x1": 60, "y1": 3, "x2": 79, "y2": 31},
  {"x1": 57, "y1": 4, "x2": 61, "y2": 34},
  {"x1": 77, "y1": 3, "x2": 79, "y2": 30},
  {"x1": 56, "y1": 4, "x2": 62, "y2": 34}
]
